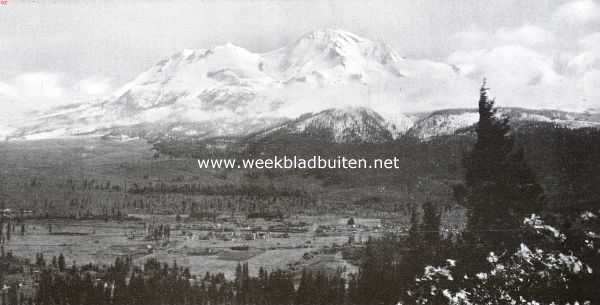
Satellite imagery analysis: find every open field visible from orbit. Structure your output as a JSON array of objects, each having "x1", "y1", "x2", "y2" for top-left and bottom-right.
[{"x1": 4, "y1": 216, "x2": 376, "y2": 279}]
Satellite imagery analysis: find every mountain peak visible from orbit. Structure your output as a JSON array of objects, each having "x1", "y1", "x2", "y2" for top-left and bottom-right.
[
  {"x1": 265, "y1": 29, "x2": 401, "y2": 83},
  {"x1": 212, "y1": 42, "x2": 250, "y2": 53},
  {"x1": 318, "y1": 106, "x2": 383, "y2": 119},
  {"x1": 297, "y1": 28, "x2": 369, "y2": 45},
  {"x1": 281, "y1": 106, "x2": 394, "y2": 143}
]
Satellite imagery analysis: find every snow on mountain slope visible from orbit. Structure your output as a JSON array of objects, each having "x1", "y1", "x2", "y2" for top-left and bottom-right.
[
  {"x1": 111, "y1": 44, "x2": 276, "y2": 114},
  {"x1": 264, "y1": 29, "x2": 402, "y2": 84},
  {"x1": 250, "y1": 107, "x2": 394, "y2": 143},
  {"x1": 8, "y1": 29, "x2": 463, "y2": 141},
  {"x1": 6, "y1": 29, "x2": 598, "y2": 142},
  {"x1": 407, "y1": 108, "x2": 600, "y2": 140},
  {"x1": 407, "y1": 109, "x2": 479, "y2": 139}
]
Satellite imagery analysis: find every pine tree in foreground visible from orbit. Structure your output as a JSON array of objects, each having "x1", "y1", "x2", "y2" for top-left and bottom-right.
[{"x1": 460, "y1": 80, "x2": 544, "y2": 255}]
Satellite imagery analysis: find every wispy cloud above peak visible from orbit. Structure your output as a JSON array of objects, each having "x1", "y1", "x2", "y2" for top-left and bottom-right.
[{"x1": 553, "y1": 0, "x2": 600, "y2": 27}]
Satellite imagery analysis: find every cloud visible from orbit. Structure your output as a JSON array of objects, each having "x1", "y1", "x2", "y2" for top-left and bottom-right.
[
  {"x1": 579, "y1": 69, "x2": 600, "y2": 101},
  {"x1": 75, "y1": 77, "x2": 113, "y2": 96},
  {"x1": 569, "y1": 33, "x2": 600, "y2": 75},
  {"x1": 452, "y1": 24, "x2": 556, "y2": 50},
  {"x1": 447, "y1": 45, "x2": 583, "y2": 110},
  {"x1": 447, "y1": 15, "x2": 600, "y2": 111},
  {"x1": 567, "y1": 51, "x2": 600, "y2": 75},
  {"x1": 0, "y1": 81, "x2": 21, "y2": 124},
  {"x1": 13, "y1": 72, "x2": 65, "y2": 100},
  {"x1": 6, "y1": 72, "x2": 114, "y2": 106},
  {"x1": 0, "y1": 81, "x2": 20, "y2": 101},
  {"x1": 552, "y1": 0, "x2": 600, "y2": 26},
  {"x1": 496, "y1": 25, "x2": 556, "y2": 47},
  {"x1": 451, "y1": 25, "x2": 488, "y2": 49},
  {"x1": 0, "y1": 81, "x2": 25, "y2": 125},
  {"x1": 0, "y1": 72, "x2": 114, "y2": 125},
  {"x1": 448, "y1": 45, "x2": 563, "y2": 86},
  {"x1": 579, "y1": 32, "x2": 600, "y2": 49},
  {"x1": 566, "y1": 32, "x2": 600, "y2": 106}
]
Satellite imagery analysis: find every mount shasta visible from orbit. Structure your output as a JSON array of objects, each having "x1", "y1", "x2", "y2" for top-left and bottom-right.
[{"x1": 5, "y1": 29, "x2": 600, "y2": 142}]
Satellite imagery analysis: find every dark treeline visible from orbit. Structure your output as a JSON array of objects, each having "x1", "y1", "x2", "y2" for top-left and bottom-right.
[
  {"x1": 128, "y1": 182, "x2": 310, "y2": 199},
  {"x1": 24, "y1": 178, "x2": 123, "y2": 193},
  {"x1": 348, "y1": 201, "x2": 449, "y2": 305},
  {"x1": 145, "y1": 222, "x2": 171, "y2": 241},
  {"x1": 516, "y1": 123, "x2": 600, "y2": 210},
  {"x1": 30, "y1": 255, "x2": 355, "y2": 305}
]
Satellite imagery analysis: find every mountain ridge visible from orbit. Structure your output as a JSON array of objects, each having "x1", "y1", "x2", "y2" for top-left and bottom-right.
[
  {"x1": 3, "y1": 29, "x2": 599, "y2": 142},
  {"x1": 6, "y1": 105, "x2": 600, "y2": 142}
]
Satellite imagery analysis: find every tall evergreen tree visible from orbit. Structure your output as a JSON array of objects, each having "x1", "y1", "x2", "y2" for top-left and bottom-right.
[
  {"x1": 460, "y1": 80, "x2": 544, "y2": 254},
  {"x1": 421, "y1": 201, "x2": 441, "y2": 247},
  {"x1": 421, "y1": 201, "x2": 442, "y2": 262},
  {"x1": 58, "y1": 253, "x2": 66, "y2": 272}
]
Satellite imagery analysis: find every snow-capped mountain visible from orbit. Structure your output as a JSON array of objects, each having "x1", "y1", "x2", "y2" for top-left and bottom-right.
[
  {"x1": 263, "y1": 29, "x2": 403, "y2": 85},
  {"x1": 406, "y1": 108, "x2": 600, "y2": 139},
  {"x1": 249, "y1": 107, "x2": 394, "y2": 143},
  {"x1": 5, "y1": 29, "x2": 462, "y2": 141},
  {"x1": 5, "y1": 29, "x2": 600, "y2": 142},
  {"x1": 243, "y1": 106, "x2": 600, "y2": 143},
  {"x1": 406, "y1": 109, "x2": 480, "y2": 139}
]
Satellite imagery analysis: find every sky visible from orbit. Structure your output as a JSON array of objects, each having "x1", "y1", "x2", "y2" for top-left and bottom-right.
[{"x1": 1, "y1": 0, "x2": 600, "y2": 121}]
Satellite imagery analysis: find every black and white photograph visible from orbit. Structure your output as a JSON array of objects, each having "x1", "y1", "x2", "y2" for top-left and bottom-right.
[{"x1": 1, "y1": 1, "x2": 600, "y2": 304}]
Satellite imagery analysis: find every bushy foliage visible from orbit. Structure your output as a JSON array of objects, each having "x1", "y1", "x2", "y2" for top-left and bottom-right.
[{"x1": 408, "y1": 214, "x2": 598, "y2": 305}]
